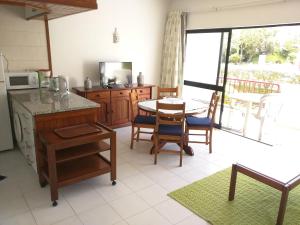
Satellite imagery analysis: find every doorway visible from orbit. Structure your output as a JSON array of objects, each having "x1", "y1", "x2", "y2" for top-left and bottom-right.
[{"x1": 183, "y1": 24, "x2": 300, "y2": 146}]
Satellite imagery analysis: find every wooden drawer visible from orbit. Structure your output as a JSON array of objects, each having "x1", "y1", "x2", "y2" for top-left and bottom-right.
[
  {"x1": 87, "y1": 91, "x2": 110, "y2": 100},
  {"x1": 111, "y1": 90, "x2": 130, "y2": 98},
  {"x1": 135, "y1": 88, "x2": 150, "y2": 96}
]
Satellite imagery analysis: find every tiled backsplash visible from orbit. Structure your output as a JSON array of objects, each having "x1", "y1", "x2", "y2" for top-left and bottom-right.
[{"x1": 0, "y1": 5, "x2": 49, "y2": 72}]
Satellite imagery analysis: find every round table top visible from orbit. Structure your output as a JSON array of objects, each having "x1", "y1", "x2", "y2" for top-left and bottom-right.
[{"x1": 138, "y1": 98, "x2": 207, "y2": 115}]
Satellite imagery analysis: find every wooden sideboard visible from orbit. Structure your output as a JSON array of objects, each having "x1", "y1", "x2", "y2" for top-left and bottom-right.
[{"x1": 73, "y1": 84, "x2": 155, "y2": 128}]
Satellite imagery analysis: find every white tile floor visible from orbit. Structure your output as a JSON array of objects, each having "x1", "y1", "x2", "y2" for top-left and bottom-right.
[{"x1": 0, "y1": 126, "x2": 292, "y2": 225}]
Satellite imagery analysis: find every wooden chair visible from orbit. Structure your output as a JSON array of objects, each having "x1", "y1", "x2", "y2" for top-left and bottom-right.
[
  {"x1": 157, "y1": 86, "x2": 179, "y2": 99},
  {"x1": 129, "y1": 90, "x2": 155, "y2": 149},
  {"x1": 154, "y1": 101, "x2": 186, "y2": 166},
  {"x1": 185, "y1": 92, "x2": 219, "y2": 154}
]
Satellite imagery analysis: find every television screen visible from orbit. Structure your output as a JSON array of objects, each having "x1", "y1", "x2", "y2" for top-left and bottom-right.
[{"x1": 99, "y1": 62, "x2": 132, "y2": 86}]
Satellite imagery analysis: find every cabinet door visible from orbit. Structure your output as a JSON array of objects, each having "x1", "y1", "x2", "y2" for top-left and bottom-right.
[
  {"x1": 86, "y1": 91, "x2": 111, "y2": 125},
  {"x1": 94, "y1": 99, "x2": 111, "y2": 125},
  {"x1": 111, "y1": 97, "x2": 130, "y2": 126}
]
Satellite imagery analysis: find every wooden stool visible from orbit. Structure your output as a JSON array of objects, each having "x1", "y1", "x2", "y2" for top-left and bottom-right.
[{"x1": 38, "y1": 122, "x2": 116, "y2": 206}]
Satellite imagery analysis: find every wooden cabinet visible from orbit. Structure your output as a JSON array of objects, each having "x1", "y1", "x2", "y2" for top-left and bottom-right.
[
  {"x1": 73, "y1": 85, "x2": 154, "y2": 128},
  {"x1": 87, "y1": 91, "x2": 111, "y2": 125},
  {"x1": 136, "y1": 88, "x2": 151, "y2": 101},
  {"x1": 111, "y1": 90, "x2": 131, "y2": 126}
]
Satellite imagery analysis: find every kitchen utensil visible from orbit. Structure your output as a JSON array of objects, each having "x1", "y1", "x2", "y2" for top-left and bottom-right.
[
  {"x1": 38, "y1": 69, "x2": 51, "y2": 88},
  {"x1": 49, "y1": 77, "x2": 59, "y2": 92},
  {"x1": 58, "y1": 75, "x2": 69, "y2": 94}
]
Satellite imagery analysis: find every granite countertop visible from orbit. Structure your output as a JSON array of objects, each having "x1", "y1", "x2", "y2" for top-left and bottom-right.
[{"x1": 9, "y1": 89, "x2": 100, "y2": 116}]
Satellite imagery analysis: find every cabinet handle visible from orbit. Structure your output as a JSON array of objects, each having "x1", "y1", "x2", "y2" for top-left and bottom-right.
[
  {"x1": 96, "y1": 94, "x2": 100, "y2": 97},
  {"x1": 140, "y1": 90, "x2": 143, "y2": 93},
  {"x1": 120, "y1": 92, "x2": 123, "y2": 95}
]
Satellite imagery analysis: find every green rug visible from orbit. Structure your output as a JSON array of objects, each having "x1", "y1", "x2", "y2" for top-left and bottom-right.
[{"x1": 168, "y1": 168, "x2": 300, "y2": 225}]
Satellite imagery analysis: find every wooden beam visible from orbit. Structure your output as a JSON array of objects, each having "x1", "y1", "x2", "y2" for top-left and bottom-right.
[
  {"x1": 29, "y1": 0, "x2": 97, "y2": 9},
  {"x1": 0, "y1": 0, "x2": 25, "y2": 7},
  {"x1": 44, "y1": 15, "x2": 53, "y2": 76}
]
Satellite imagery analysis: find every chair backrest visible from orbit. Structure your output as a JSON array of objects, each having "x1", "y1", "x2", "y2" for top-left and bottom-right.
[
  {"x1": 157, "y1": 86, "x2": 179, "y2": 99},
  {"x1": 129, "y1": 90, "x2": 139, "y2": 122},
  {"x1": 207, "y1": 92, "x2": 220, "y2": 124},
  {"x1": 155, "y1": 101, "x2": 185, "y2": 135},
  {"x1": 256, "y1": 93, "x2": 283, "y2": 120}
]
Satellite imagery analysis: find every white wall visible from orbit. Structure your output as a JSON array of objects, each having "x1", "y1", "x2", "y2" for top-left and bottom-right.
[
  {"x1": 49, "y1": 0, "x2": 170, "y2": 88},
  {"x1": 0, "y1": 5, "x2": 48, "y2": 72},
  {"x1": 170, "y1": 0, "x2": 300, "y2": 29}
]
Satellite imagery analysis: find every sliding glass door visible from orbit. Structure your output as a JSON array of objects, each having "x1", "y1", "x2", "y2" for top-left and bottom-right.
[
  {"x1": 184, "y1": 24, "x2": 300, "y2": 146},
  {"x1": 182, "y1": 29, "x2": 231, "y2": 127}
]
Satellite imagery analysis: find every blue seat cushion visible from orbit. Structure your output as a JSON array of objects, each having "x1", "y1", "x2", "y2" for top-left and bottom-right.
[
  {"x1": 186, "y1": 116, "x2": 211, "y2": 127},
  {"x1": 134, "y1": 115, "x2": 156, "y2": 125},
  {"x1": 158, "y1": 124, "x2": 183, "y2": 136}
]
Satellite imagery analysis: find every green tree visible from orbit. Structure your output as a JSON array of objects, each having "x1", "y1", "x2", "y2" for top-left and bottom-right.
[
  {"x1": 230, "y1": 28, "x2": 278, "y2": 63},
  {"x1": 280, "y1": 39, "x2": 299, "y2": 63}
]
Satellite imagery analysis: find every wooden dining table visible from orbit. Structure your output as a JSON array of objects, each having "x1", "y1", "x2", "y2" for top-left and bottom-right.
[{"x1": 138, "y1": 98, "x2": 208, "y2": 155}]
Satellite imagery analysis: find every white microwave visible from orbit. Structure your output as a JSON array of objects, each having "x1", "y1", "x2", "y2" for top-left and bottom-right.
[{"x1": 5, "y1": 72, "x2": 39, "y2": 90}]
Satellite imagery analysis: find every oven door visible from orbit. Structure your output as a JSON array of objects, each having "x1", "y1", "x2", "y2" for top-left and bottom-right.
[
  {"x1": 6, "y1": 73, "x2": 38, "y2": 90},
  {"x1": 7, "y1": 75, "x2": 31, "y2": 90}
]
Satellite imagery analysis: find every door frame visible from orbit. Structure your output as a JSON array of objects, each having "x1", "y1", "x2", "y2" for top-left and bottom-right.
[
  {"x1": 184, "y1": 23, "x2": 300, "y2": 130},
  {"x1": 184, "y1": 28, "x2": 232, "y2": 128}
]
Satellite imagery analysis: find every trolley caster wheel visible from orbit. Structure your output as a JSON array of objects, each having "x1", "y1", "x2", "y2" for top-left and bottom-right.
[
  {"x1": 52, "y1": 201, "x2": 58, "y2": 207},
  {"x1": 40, "y1": 182, "x2": 47, "y2": 188},
  {"x1": 112, "y1": 180, "x2": 116, "y2": 186}
]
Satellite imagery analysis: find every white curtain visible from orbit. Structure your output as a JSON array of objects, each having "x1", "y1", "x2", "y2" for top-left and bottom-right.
[{"x1": 160, "y1": 10, "x2": 187, "y2": 96}]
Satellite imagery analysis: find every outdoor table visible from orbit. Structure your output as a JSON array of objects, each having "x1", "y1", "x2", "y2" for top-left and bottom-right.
[{"x1": 228, "y1": 93, "x2": 264, "y2": 136}]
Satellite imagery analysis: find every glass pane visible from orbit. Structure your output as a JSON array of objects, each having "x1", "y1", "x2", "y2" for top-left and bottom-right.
[
  {"x1": 184, "y1": 33, "x2": 223, "y2": 85},
  {"x1": 222, "y1": 25, "x2": 300, "y2": 146},
  {"x1": 182, "y1": 85, "x2": 212, "y2": 103},
  {"x1": 182, "y1": 85, "x2": 223, "y2": 124}
]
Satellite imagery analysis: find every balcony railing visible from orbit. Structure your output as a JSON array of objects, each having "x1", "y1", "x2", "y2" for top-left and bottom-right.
[{"x1": 219, "y1": 77, "x2": 280, "y2": 94}]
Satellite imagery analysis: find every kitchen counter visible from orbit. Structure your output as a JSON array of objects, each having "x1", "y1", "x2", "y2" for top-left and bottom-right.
[{"x1": 9, "y1": 89, "x2": 99, "y2": 116}]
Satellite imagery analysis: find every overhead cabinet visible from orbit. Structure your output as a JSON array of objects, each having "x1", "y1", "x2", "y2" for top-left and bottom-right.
[{"x1": 0, "y1": 0, "x2": 97, "y2": 20}]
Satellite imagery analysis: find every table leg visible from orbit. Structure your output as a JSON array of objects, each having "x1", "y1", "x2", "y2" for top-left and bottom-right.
[
  {"x1": 47, "y1": 146, "x2": 58, "y2": 206},
  {"x1": 149, "y1": 137, "x2": 194, "y2": 156},
  {"x1": 229, "y1": 164, "x2": 238, "y2": 201},
  {"x1": 276, "y1": 187, "x2": 289, "y2": 225},
  {"x1": 149, "y1": 134, "x2": 164, "y2": 154},
  {"x1": 242, "y1": 101, "x2": 252, "y2": 136}
]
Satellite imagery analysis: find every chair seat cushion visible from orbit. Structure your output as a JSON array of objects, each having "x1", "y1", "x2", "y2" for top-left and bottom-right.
[
  {"x1": 158, "y1": 125, "x2": 183, "y2": 136},
  {"x1": 134, "y1": 115, "x2": 156, "y2": 125},
  {"x1": 186, "y1": 116, "x2": 211, "y2": 127}
]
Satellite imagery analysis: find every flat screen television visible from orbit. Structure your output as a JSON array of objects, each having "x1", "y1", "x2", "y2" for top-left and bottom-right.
[{"x1": 99, "y1": 62, "x2": 132, "y2": 87}]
